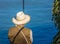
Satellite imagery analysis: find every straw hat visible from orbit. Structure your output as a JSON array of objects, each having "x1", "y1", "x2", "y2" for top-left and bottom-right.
[{"x1": 12, "y1": 11, "x2": 30, "y2": 25}]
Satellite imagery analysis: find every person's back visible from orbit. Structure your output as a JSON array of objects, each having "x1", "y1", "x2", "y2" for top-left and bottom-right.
[{"x1": 8, "y1": 26, "x2": 32, "y2": 44}]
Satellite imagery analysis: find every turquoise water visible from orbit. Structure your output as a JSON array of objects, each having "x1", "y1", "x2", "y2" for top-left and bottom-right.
[{"x1": 0, "y1": 0, "x2": 58, "y2": 44}]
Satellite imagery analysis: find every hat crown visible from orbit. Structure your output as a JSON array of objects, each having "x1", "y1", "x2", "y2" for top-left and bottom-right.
[{"x1": 16, "y1": 11, "x2": 25, "y2": 21}]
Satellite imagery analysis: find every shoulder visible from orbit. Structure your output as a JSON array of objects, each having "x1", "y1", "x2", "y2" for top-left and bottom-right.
[
  {"x1": 8, "y1": 27, "x2": 19, "y2": 36},
  {"x1": 9, "y1": 26, "x2": 18, "y2": 32},
  {"x1": 22, "y1": 28, "x2": 31, "y2": 35},
  {"x1": 8, "y1": 26, "x2": 19, "y2": 38},
  {"x1": 9, "y1": 26, "x2": 17, "y2": 30},
  {"x1": 23, "y1": 28, "x2": 31, "y2": 32}
]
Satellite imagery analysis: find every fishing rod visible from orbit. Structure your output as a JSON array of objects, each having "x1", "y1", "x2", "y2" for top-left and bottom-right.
[{"x1": 23, "y1": 0, "x2": 24, "y2": 12}]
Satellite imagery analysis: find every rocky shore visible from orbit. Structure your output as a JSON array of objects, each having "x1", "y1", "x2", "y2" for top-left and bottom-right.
[
  {"x1": 52, "y1": 0, "x2": 60, "y2": 44},
  {"x1": 53, "y1": 0, "x2": 60, "y2": 16}
]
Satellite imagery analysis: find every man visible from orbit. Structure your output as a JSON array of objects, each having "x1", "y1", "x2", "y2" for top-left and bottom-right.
[{"x1": 8, "y1": 11, "x2": 33, "y2": 44}]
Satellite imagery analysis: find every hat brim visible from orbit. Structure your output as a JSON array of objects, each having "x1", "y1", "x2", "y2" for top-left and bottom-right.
[{"x1": 12, "y1": 15, "x2": 30, "y2": 25}]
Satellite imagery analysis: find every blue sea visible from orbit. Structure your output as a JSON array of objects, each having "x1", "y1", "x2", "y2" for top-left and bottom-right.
[{"x1": 0, "y1": 0, "x2": 58, "y2": 44}]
